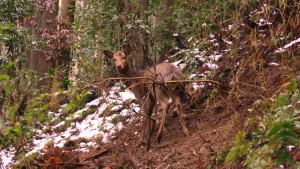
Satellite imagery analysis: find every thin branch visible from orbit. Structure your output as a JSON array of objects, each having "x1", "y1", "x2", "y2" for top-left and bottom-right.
[{"x1": 96, "y1": 76, "x2": 222, "y2": 86}]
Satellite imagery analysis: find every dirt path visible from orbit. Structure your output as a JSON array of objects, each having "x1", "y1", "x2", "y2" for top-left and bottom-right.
[{"x1": 100, "y1": 100, "x2": 237, "y2": 168}]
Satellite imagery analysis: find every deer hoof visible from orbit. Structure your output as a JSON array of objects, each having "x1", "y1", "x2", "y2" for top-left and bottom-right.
[
  {"x1": 156, "y1": 134, "x2": 162, "y2": 144},
  {"x1": 184, "y1": 129, "x2": 191, "y2": 137},
  {"x1": 137, "y1": 140, "x2": 146, "y2": 147}
]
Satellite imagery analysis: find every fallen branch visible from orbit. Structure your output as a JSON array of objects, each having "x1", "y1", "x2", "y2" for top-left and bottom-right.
[{"x1": 95, "y1": 76, "x2": 221, "y2": 86}]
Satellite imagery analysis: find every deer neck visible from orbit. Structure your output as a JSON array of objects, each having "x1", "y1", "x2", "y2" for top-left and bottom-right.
[
  {"x1": 118, "y1": 63, "x2": 136, "y2": 78},
  {"x1": 117, "y1": 64, "x2": 137, "y2": 86},
  {"x1": 117, "y1": 64, "x2": 145, "y2": 99}
]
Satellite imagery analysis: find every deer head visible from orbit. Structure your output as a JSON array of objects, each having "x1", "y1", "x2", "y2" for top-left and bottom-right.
[{"x1": 103, "y1": 45, "x2": 131, "y2": 73}]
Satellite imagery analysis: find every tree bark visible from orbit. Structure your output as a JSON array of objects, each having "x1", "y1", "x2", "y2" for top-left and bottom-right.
[
  {"x1": 50, "y1": 0, "x2": 74, "y2": 111},
  {"x1": 29, "y1": 10, "x2": 43, "y2": 72},
  {"x1": 28, "y1": 1, "x2": 59, "y2": 88},
  {"x1": 122, "y1": 0, "x2": 152, "y2": 71},
  {"x1": 156, "y1": 0, "x2": 174, "y2": 61}
]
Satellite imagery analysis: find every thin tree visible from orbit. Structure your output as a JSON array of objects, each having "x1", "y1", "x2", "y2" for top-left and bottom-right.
[{"x1": 50, "y1": 0, "x2": 75, "y2": 111}]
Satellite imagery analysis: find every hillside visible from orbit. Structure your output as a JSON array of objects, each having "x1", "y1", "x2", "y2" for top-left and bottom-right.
[{"x1": 0, "y1": 1, "x2": 299, "y2": 169}]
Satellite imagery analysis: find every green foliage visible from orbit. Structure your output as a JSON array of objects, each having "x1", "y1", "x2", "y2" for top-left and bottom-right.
[
  {"x1": 225, "y1": 131, "x2": 251, "y2": 164},
  {"x1": 12, "y1": 151, "x2": 39, "y2": 169},
  {"x1": 62, "y1": 90, "x2": 92, "y2": 114},
  {"x1": 211, "y1": 145, "x2": 229, "y2": 166},
  {"x1": 0, "y1": 0, "x2": 34, "y2": 22},
  {"x1": 0, "y1": 0, "x2": 57, "y2": 154},
  {"x1": 73, "y1": 0, "x2": 249, "y2": 81},
  {"x1": 0, "y1": 120, "x2": 30, "y2": 148},
  {"x1": 225, "y1": 78, "x2": 300, "y2": 168},
  {"x1": 0, "y1": 61, "x2": 53, "y2": 149},
  {"x1": 111, "y1": 114, "x2": 123, "y2": 124}
]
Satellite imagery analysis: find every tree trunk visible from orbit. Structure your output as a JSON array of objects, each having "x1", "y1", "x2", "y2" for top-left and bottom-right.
[
  {"x1": 157, "y1": 0, "x2": 174, "y2": 61},
  {"x1": 50, "y1": 0, "x2": 74, "y2": 111},
  {"x1": 122, "y1": 0, "x2": 152, "y2": 71},
  {"x1": 28, "y1": 1, "x2": 59, "y2": 88},
  {"x1": 29, "y1": 10, "x2": 43, "y2": 72}
]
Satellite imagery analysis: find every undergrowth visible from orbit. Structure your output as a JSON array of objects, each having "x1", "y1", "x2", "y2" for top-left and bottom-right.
[{"x1": 225, "y1": 77, "x2": 300, "y2": 168}]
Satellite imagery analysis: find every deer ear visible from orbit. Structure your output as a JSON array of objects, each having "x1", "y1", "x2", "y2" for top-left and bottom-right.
[
  {"x1": 122, "y1": 44, "x2": 131, "y2": 55},
  {"x1": 103, "y1": 50, "x2": 114, "y2": 59}
]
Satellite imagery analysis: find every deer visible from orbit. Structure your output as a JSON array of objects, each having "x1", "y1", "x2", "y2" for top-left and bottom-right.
[{"x1": 103, "y1": 45, "x2": 190, "y2": 150}]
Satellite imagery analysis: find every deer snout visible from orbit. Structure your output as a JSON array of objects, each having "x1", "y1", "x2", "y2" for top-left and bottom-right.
[{"x1": 116, "y1": 65, "x2": 123, "y2": 70}]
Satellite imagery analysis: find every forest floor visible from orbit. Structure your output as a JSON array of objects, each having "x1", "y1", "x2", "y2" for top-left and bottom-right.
[{"x1": 96, "y1": 58, "x2": 299, "y2": 169}]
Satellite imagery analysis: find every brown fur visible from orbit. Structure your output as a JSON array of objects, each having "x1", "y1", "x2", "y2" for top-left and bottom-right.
[{"x1": 103, "y1": 45, "x2": 190, "y2": 149}]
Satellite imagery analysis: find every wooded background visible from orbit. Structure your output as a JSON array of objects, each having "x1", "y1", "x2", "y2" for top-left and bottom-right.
[{"x1": 1, "y1": 0, "x2": 299, "y2": 168}]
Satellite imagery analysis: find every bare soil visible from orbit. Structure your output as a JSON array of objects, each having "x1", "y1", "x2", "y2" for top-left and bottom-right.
[{"x1": 95, "y1": 57, "x2": 300, "y2": 168}]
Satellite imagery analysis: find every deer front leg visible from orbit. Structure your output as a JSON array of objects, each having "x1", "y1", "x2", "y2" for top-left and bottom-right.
[
  {"x1": 139, "y1": 95, "x2": 155, "y2": 150},
  {"x1": 145, "y1": 95, "x2": 155, "y2": 150},
  {"x1": 140, "y1": 113, "x2": 147, "y2": 146}
]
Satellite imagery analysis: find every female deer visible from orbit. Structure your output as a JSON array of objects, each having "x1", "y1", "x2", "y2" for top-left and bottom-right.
[{"x1": 103, "y1": 45, "x2": 190, "y2": 149}]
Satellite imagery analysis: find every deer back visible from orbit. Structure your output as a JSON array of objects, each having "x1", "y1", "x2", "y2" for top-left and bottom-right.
[{"x1": 135, "y1": 63, "x2": 184, "y2": 98}]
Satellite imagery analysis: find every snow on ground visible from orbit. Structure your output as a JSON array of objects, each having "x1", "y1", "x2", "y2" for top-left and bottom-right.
[
  {"x1": 0, "y1": 147, "x2": 15, "y2": 168},
  {"x1": 0, "y1": 86, "x2": 139, "y2": 168},
  {"x1": 275, "y1": 37, "x2": 300, "y2": 53}
]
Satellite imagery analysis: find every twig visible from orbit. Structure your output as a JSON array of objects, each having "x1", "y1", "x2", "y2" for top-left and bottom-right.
[
  {"x1": 238, "y1": 81, "x2": 267, "y2": 90},
  {"x1": 95, "y1": 77, "x2": 221, "y2": 86}
]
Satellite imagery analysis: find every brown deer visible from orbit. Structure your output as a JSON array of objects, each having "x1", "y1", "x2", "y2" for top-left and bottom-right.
[{"x1": 103, "y1": 45, "x2": 190, "y2": 149}]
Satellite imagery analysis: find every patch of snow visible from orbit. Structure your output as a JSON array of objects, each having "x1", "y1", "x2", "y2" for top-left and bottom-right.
[
  {"x1": 258, "y1": 19, "x2": 272, "y2": 26},
  {"x1": 111, "y1": 105, "x2": 123, "y2": 111},
  {"x1": 5, "y1": 87, "x2": 140, "y2": 164},
  {"x1": 223, "y1": 39, "x2": 233, "y2": 45},
  {"x1": 192, "y1": 83, "x2": 205, "y2": 89},
  {"x1": 268, "y1": 62, "x2": 279, "y2": 67},
  {"x1": 209, "y1": 39, "x2": 216, "y2": 43},
  {"x1": 193, "y1": 48, "x2": 199, "y2": 53},
  {"x1": 119, "y1": 91, "x2": 135, "y2": 100},
  {"x1": 209, "y1": 34, "x2": 215, "y2": 38},
  {"x1": 0, "y1": 147, "x2": 15, "y2": 168},
  {"x1": 168, "y1": 49, "x2": 187, "y2": 58},
  {"x1": 275, "y1": 37, "x2": 300, "y2": 53},
  {"x1": 172, "y1": 60, "x2": 183, "y2": 66},
  {"x1": 86, "y1": 98, "x2": 101, "y2": 106},
  {"x1": 194, "y1": 51, "x2": 207, "y2": 62},
  {"x1": 209, "y1": 54, "x2": 222, "y2": 61},
  {"x1": 282, "y1": 38, "x2": 300, "y2": 49},
  {"x1": 189, "y1": 74, "x2": 198, "y2": 79},
  {"x1": 286, "y1": 145, "x2": 295, "y2": 152},
  {"x1": 204, "y1": 63, "x2": 219, "y2": 69},
  {"x1": 195, "y1": 55, "x2": 206, "y2": 62}
]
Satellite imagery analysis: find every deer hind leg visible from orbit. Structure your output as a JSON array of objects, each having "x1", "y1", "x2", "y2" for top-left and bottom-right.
[
  {"x1": 174, "y1": 95, "x2": 190, "y2": 137},
  {"x1": 155, "y1": 94, "x2": 170, "y2": 144}
]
